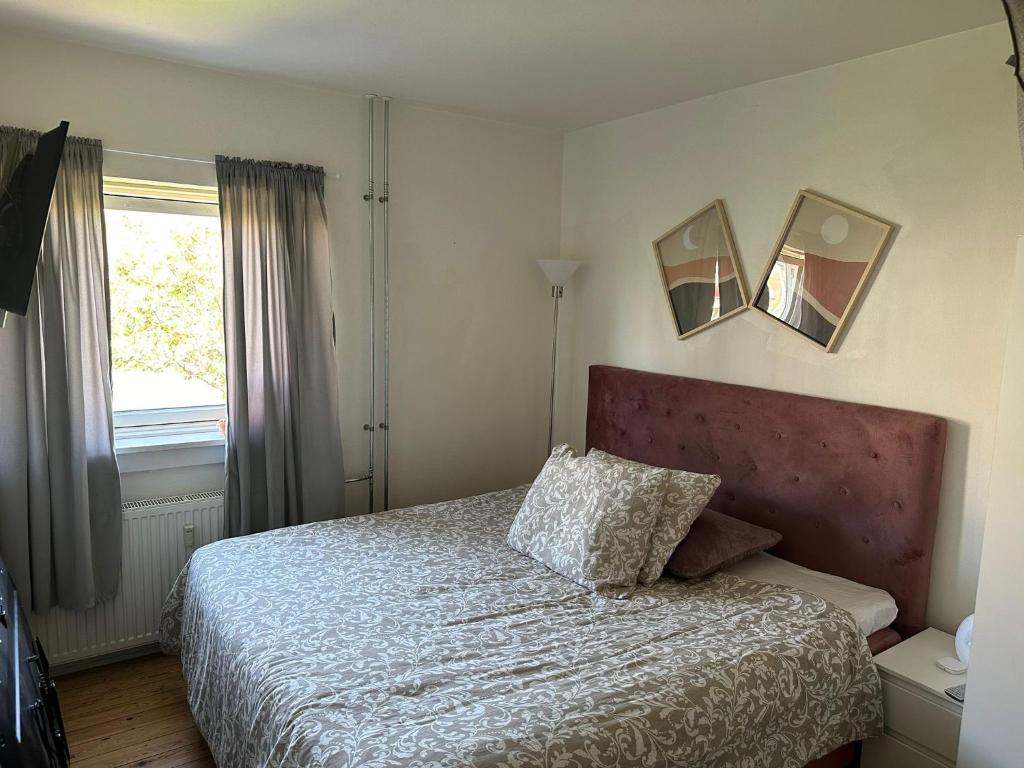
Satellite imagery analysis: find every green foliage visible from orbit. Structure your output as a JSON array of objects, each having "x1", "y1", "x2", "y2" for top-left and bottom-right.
[{"x1": 108, "y1": 213, "x2": 226, "y2": 397}]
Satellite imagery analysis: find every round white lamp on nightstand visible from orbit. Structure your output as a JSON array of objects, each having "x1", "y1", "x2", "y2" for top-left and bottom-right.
[
  {"x1": 936, "y1": 613, "x2": 974, "y2": 675},
  {"x1": 955, "y1": 613, "x2": 974, "y2": 665}
]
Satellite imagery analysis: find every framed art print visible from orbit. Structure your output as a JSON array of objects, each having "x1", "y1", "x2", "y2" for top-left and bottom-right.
[
  {"x1": 752, "y1": 190, "x2": 894, "y2": 352},
  {"x1": 653, "y1": 199, "x2": 748, "y2": 340}
]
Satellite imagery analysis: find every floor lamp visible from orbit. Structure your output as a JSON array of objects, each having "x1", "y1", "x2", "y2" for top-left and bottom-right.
[{"x1": 536, "y1": 259, "x2": 582, "y2": 456}]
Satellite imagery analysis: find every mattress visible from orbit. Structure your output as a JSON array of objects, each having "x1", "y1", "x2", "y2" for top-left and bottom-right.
[
  {"x1": 722, "y1": 552, "x2": 899, "y2": 636},
  {"x1": 160, "y1": 486, "x2": 883, "y2": 768}
]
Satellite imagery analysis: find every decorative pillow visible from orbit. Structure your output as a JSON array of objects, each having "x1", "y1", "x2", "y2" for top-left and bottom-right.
[
  {"x1": 665, "y1": 508, "x2": 782, "y2": 579},
  {"x1": 587, "y1": 449, "x2": 721, "y2": 584},
  {"x1": 507, "y1": 444, "x2": 668, "y2": 598}
]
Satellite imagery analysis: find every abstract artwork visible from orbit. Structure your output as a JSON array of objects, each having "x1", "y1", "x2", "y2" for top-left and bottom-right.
[
  {"x1": 653, "y1": 200, "x2": 748, "y2": 340},
  {"x1": 752, "y1": 190, "x2": 894, "y2": 352}
]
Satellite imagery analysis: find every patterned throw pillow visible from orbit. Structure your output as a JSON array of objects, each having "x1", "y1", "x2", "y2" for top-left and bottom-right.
[
  {"x1": 587, "y1": 449, "x2": 721, "y2": 585},
  {"x1": 507, "y1": 445, "x2": 668, "y2": 598}
]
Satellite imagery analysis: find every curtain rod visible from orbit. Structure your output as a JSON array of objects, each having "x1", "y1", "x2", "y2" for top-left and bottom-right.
[{"x1": 103, "y1": 147, "x2": 342, "y2": 180}]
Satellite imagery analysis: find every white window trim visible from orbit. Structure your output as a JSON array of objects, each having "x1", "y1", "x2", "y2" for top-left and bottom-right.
[
  {"x1": 115, "y1": 427, "x2": 224, "y2": 454},
  {"x1": 105, "y1": 176, "x2": 226, "y2": 466},
  {"x1": 104, "y1": 194, "x2": 219, "y2": 218},
  {"x1": 113, "y1": 407, "x2": 226, "y2": 463},
  {"x1": 116, "y1": 436, "x2": 225, "y2": 473},
  {"x1": 113, "y1": 404, "x2": 225, "y2": 429},
  {"x1": 104, "y1": 176, "x2": 219, "y2": 204}
]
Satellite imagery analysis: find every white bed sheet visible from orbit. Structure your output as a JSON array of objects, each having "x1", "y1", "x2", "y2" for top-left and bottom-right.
[{"x1": 722, "y1": 552, "x2": 898, "y2": 636}]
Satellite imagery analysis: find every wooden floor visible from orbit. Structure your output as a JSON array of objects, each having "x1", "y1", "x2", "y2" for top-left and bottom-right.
[{"x1": 58, "y1": 653, "x2": 215, "y2": 768}]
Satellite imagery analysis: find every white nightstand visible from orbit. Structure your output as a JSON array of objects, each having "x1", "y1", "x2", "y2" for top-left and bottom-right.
[{"x1": 861, "y1": 628, "x2": 965, "y2": 768}]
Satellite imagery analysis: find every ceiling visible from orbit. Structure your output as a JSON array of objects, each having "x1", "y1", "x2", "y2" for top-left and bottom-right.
[{"x1": 0, "y1": 0, "x2": 1006, "y2": 130}]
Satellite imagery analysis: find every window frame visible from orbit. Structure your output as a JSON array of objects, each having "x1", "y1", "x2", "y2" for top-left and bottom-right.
[
  {"x1": 103, "y1": 177, "x2": 226, "y2": 441},
  {"x1": 112, "y1": 405, "x2": 226, "y2": 429}
]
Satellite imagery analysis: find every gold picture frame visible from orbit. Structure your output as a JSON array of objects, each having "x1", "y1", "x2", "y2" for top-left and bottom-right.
[
  {"x1": 653, "y1": 199, "x2": 749, "y2": 341},
  {"x1": 751, "y1": 190, "x2": 895, "y2": 353}
]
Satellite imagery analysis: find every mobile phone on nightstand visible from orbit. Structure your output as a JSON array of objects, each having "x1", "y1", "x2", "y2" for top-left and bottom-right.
[{"x1": 945, "y1": 683, "x2": 966, "y2": 704}]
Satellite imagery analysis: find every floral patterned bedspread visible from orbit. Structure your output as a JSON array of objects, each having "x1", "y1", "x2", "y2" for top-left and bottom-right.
[{"x1": 159, "y1": 486, "x2": 882, "y2": 768}]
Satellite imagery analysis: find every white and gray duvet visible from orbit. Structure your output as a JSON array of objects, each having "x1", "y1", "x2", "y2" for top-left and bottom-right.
[{"x1": 159, "y1": 486, "x2": 883, "y2": 768}]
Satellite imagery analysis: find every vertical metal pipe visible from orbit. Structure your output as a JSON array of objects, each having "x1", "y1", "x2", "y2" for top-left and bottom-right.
[
  {"x1": 364, "y1": 95, "x2": 377, "y2": 514},
  {"x1": 546, "y1": 286, "x2": 562, "y2": 456},
  {"x1": 378, "y1": 97, "x2": 392, "y2": 510}
]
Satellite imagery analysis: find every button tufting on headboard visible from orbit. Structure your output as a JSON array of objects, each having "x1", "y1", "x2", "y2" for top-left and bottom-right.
[{"x1": 585, "y1": 364, "x2": 947, "y2": 638}]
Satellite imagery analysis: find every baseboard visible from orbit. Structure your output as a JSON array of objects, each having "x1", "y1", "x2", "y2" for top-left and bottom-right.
[{"x1": 51, "y1": 642, "x2": 163, "y2": 677}]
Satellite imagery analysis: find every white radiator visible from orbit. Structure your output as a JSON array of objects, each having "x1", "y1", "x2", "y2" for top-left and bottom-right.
[{"x1": 31, "y1": 490, "x2": 225, "y2": 667}]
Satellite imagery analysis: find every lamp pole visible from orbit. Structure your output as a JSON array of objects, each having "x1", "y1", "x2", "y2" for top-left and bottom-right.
[
  {"x1": 535, "y1": 259, "x2": 581, "y2": 457},
  {"x1": 547, "y1": 284, "x2": 563, "y2": 456}
]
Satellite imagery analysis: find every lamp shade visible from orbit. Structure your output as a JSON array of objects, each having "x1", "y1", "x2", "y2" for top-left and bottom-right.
[{"x1": 536, "y1": 259, "x2": 582, "y2": 287}]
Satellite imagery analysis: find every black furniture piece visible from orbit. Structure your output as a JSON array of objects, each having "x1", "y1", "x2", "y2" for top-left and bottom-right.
[{"x1": 0, "y1": 557, "x2": 69, "y2": 767}]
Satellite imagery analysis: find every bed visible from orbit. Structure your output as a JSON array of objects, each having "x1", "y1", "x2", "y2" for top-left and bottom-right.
[{"x1": 160, "y1": 364, "x2": 948, "y2": 767}]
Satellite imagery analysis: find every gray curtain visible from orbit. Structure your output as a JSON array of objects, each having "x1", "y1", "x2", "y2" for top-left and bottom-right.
[
  {"x1": 1005, "y1": 1, "x2": 1024, "y2": 89},
  {"x1": 216, "y1": 156, "x2": 345, "y2": 536},
  {"x1": 1005, "y1": 1, "x2": 1024, "y2": 161},
  {"x1": 0, "y1": 127, "x2": 121, "y2": 613}
]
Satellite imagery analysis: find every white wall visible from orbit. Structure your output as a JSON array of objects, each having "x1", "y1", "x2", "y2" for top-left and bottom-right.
[
  {"x1": 0, "y1": 30, "x2": 562, "y2": 510},
  {"x1": 958, "y1": 237, "x2": 1024, "y2": 768},
  {"x1": 559, "y1": 24, "x2": 1023, "y2": 631}
]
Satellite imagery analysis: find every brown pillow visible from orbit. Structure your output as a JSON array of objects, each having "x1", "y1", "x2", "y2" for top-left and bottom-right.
[{"x1": 665, "y1": 509, "x2": 782, "y2": 579}]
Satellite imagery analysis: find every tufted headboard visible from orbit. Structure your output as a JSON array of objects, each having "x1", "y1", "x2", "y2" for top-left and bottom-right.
[{"x1": 586, "y1": 365, "x2": 947, "y2": 638}]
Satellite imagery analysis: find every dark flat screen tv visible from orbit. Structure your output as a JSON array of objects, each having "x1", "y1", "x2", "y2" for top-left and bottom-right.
[{"x1": 0, "y1": 121, "x2": 69, "y2": 317}]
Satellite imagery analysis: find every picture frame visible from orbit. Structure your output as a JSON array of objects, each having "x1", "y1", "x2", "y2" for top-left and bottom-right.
[
  {"x1": 751, "y1": 190, "x2": 895, "y2": 353},
  {"x1": 653, "y1": 199, "x2": 749, "y2": 340}
]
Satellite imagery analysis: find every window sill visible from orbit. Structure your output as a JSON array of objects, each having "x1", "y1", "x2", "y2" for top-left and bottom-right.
[{"x1": 116, "y1": 428, "x2": 225, "y2": 473}]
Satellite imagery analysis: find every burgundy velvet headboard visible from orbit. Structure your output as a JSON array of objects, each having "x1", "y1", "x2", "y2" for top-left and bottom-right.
[{"x1": 586, "y1": 365, "x2": 947, "y2": 638}]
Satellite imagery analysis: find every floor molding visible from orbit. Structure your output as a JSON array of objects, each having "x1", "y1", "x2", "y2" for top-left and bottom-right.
[{"x1": 52, "y1": 642, "x2": 162, "y2": 678}]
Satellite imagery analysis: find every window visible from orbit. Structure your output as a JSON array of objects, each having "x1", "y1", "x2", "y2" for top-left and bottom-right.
[{"x1": 103, "y1": 178, "x2": 225, "y2": 440}]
